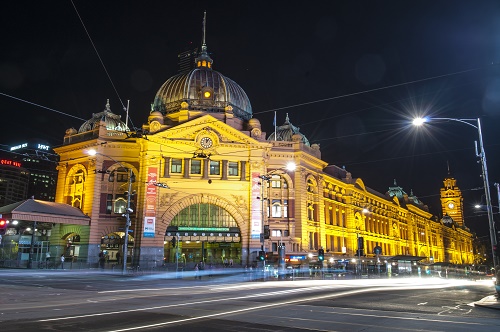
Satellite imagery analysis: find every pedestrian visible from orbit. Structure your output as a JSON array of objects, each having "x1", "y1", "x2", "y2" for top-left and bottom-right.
[
  {"x1": 60, "y1": 254, "x2": 65, "y2": 269},
  {"x1": 99, "y1": 251, "x2": 105, "y2": 269},
  {"x1": 198, "y1": 261, "x2": 204, "y2": 279},
  {"x1": 229, "y1": 258, "x2": 233, "y2": 267},
  {"x1": 116, "y1": 251, "x2": 121, "y2": 264},
  {"x1": 194, "y1": 263, "x2": 199, "y2": 279},
  {"x1": 45, "y1": 251, "x2": 51, "y2": 262}
]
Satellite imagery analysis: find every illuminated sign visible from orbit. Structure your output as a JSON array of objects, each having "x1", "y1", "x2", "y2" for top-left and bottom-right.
[
  {"x1": 178, "y1": 227, "x2": 230, "y2": 232},
  {"x1": 10, "y1": 143, "x2": 27, "y2": 151},
  {"x1": 9, "y1": 143, "x2": 51, "y2": 151},
  {"x1": 0, "y1": 159, "x2": 21, "y2": 167},
  {"x1": 37, "y1": 144, "x2": 50, "y2": 151}
]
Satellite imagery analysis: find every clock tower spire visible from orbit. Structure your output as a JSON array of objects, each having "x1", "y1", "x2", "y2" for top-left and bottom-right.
[{"x1": 440, "y1": 169, "x2": 464, "y2": 226}]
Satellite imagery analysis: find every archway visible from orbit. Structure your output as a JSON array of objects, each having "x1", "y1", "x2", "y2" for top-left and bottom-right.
[
  {"x1": 100, "y1": 231, "x2": 134, "y2": 264},
  {"x1": 162, "y1": 201, "x2": 244, "y2": 267}
]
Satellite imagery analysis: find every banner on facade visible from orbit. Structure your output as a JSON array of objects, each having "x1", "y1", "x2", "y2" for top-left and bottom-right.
[
  {"x1": 144, "y1": 167, "x2": 158, "y2": 238},
  {"x1": 144, "y1": 216, "x2": 155, "y2": 238},
  {"x1": 251, "y1": 172, "x2": 262, "y2": 239}
]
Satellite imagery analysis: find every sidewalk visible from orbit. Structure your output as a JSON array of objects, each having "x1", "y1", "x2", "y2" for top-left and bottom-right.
[{"x1": 474, "y1": 295, "x2": 500, "y2": 310}]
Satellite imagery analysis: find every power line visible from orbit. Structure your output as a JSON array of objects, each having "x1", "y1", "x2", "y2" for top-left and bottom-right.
[
  {"x1": 254, "y1": 64, "x2": 496, "y2": 115},
  {"x1": 70, "y1": 0, "x2": 135, "y2": 130},
  {"x1": 0, "y1": 92, "x2": 86, "y2": 121}
]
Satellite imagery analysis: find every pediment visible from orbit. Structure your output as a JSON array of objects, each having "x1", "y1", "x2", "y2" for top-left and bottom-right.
[{"x1": 148, "y1": 115, "x2": 267, "y2": 152}]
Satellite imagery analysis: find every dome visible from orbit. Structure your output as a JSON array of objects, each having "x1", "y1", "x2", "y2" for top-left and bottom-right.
[
  {"x1": 152, "y1": 68, "x2": 252, "y2": 121},
  {"x1": 151, "y1": 16, "x2": 252, "y2": 121},
  {"x1": 386, "y1": 179, "x2": 407, "y2": 199},
  {"x1": 78, "y1": 100, "x2": 129, "y2": 133},
  {"x1": 267, "y1": 113, "x2": 310, "y2": 146}
]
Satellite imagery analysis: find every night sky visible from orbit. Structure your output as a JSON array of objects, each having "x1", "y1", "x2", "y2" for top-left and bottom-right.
[{"x1": 2, "y1": 1, "x2": 500, "y2": 238}]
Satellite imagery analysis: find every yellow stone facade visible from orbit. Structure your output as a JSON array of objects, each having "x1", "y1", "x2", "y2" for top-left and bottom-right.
[{"x1": 51, "y1": 31, "x2": 474, "y2": 269}]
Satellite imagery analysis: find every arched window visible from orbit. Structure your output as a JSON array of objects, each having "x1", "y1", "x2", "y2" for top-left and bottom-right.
[
  {"x1": 114, "y1": 198, "x2": 127, "y2": 214},
  {"x1": 170, "y1": 203, "x2": 238, "y2": 228}
]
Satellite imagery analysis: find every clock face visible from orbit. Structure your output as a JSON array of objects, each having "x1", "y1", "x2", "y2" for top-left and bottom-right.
[
  {"x1": 200, "y1": 137, "x2": 213, "y2": 149},
  {"x1": 448, "y1": 202, "x2": 455, "y2": 209}
]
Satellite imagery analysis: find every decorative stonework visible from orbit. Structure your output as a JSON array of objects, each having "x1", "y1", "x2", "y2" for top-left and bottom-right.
[{"x1": 159, "y1": 192, "x2": 179, "y2": 208}]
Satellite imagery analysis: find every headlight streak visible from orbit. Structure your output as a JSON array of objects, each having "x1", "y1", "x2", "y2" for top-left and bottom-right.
[
  {"x1": 38, "y1": 278, "x2": 469, "y2": 330},
  {"x1": 85, "y1": 284, "x2": 489, "y2": 332}
]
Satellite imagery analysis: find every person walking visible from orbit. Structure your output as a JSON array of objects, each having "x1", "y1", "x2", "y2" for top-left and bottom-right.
[
  {"x1": 60, "y1": 254, "x2": 65, "y2": 269},
  {"x1": 99, "y1": 251, "x2": 105, "y2": 269},
  {"x1": 116, "y1": 251, "x2": 121, "y2": 264}
]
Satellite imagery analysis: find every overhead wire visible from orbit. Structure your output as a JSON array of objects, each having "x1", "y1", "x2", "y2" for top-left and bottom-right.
[
  {"x1": 70, "y1": 0, "x2": 135, "y2": 130},
  {"x1": 253, "y1": 63, "x2": 498, "y2": 115}
]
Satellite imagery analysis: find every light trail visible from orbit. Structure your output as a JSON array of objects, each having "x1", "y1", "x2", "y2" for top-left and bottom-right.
[{"x1": 38, "y1": 278, "x2": 472, "y2": 328}]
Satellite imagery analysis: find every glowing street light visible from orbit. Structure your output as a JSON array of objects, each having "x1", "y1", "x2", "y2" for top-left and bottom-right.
[
  {"x1": 413, "y1": 117, "x2": 498, "y2": 266},
  {"x1": 88, "y1": 149, "x2": 135, "y2": 274}
]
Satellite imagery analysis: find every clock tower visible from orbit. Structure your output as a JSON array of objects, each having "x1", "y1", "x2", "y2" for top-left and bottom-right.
[{"x1": 440, "y1": 175, "x2": 464, "y2": 226}]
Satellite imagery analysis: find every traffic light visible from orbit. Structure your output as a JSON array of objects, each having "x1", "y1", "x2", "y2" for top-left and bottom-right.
[
  {"x1": 494, "y1": 244, "x2": 500, "y2": 256},
  {"x1": 171, "y1": 236, "x2": 177, "y2": 248},
  {"x1": 258, "y1": 250, "x2": 265, "y2": 261},
  {"x1": 318, "y1": 248, "x2": 324, "y2": 262},
  {"x1": 0, "y1": 219, "x2": 6, "y2": 235},
  {"x1": 263, "y1": 225, "x2": 270, "y2": 239},
  {"x1": 357, "y1": 236, "x2": 364, "y2": 249}
]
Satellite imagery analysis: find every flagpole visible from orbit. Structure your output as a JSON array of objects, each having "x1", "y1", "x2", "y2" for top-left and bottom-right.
[{"x1": 274, "y1": 111, "x2": 277, "y2": 141}]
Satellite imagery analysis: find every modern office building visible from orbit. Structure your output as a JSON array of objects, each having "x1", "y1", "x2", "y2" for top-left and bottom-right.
[
  {"x1": 0, "y1": 156, "x2": 29, "y2": 207},
  {"x1": 6, "y1": 141, "x2": 57, "y2": 201}
]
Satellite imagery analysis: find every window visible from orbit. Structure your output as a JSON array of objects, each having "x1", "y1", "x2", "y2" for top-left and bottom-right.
[
  {"x1": 272, "y1": 230, "x2": 283, "y2": 237},
  {"x1": 113, "y1": 198, "x2": 127, "y2": 214},
  {"x1": 271, "y1": 199, "x2": 281, "y2": 217},
  {"x1": 271, "y1": 175, "x2": 281, "y2": 188},
  {"x1": 191, "y1": 159, "x2": 202, "y2": 174},
  {"x1": 283, "y1": 200, "x2": 288, "y2": 218},
  {"x1": 228, "y1": 162, "x2": 239, "y2": 176},
  {"x1": 171, "y1": 159, "x2": 182, "y2": 173},
  {"x1": 106, "y1": 194, "x2": 113, "y2": 214},
  {"x1": 210, "y1": 161, "x2": 220, "y2": 175}
]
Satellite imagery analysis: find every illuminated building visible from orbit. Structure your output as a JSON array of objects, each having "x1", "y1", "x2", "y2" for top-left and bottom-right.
[
  {"x1": 7, "y1": 141, "x2": 57, "y2": 201},
  {"x1": 50, "y1": 15, "x2": 473, "y2": 269},
  {"x1": 0, "y1": 156, "x2": 29, "y2": 206}
]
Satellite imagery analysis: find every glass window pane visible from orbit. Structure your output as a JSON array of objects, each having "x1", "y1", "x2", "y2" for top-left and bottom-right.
[
  {"x1": 171, "y1": 159, "x2": 182, "y2": 173},
  {"x1": 191, "y1": 160, "x2": 202, "y2": 174},
  {"x1": 210, "y1": 161, "x2": 220, "y2": 175},
  {"x1": 228, "y1": 162, "x2": 239, "y2": 176}
]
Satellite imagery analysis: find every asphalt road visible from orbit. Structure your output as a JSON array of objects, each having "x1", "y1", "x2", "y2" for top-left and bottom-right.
[{"x1": 0, "y1": 269, "x2": 499, "y2": 331}]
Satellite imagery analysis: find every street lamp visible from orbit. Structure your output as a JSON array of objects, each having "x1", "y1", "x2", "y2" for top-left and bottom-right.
[
  {"x1": 258, "y1": 162, "x2": 296, "y2": 277},
  {"x1": 413, "y1": 117, "x2": 498, "y2": 266},
  {"x1": 88, "y1": 149, "x2": 135, "y2": 274}
]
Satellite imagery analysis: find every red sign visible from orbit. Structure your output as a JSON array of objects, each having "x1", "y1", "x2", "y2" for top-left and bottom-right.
[{"x1": 0, "y1": 159, "x2": 21, "y2": 167}]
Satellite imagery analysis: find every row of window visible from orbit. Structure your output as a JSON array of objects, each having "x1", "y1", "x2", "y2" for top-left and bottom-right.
[{"x1": 169, "y1": 159, "x2": 239, "y2": 176}]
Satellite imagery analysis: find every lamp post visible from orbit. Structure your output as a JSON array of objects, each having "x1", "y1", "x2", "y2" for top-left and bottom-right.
[
  {"x1": 413, "y1": 117, "x2": 498, "y2": 267},
  {"x1": 88, "y1": 149, "x2": 135, "y2": 274},
  {"x1": 258, "y1": 162, "x2": 296, "y2": 277}
]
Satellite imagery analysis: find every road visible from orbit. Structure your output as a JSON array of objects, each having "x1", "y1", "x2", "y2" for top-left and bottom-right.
[{"x1": 0, "y1": 269, "x2": 498, "y2": 331}]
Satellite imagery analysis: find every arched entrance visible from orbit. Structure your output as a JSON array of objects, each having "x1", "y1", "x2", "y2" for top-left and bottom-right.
[
  {"x1": 100, "y1": 232, "x2": 134, "y2": 264},
  {"x1": 164, "y1": 203, "x2": 241, "y2": 267}
]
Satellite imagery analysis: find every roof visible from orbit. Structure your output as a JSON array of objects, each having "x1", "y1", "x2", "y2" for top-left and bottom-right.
[{"x1": 0, "y1": 199, "x2": 90, "y2": 225}]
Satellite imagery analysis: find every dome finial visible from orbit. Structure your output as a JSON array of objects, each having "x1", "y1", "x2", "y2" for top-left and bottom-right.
[
  {"x1": 195, "y1": 11, "x2": 213, "y2": 68},
  {"x1": 105, "y1": 99, "x2": 110, "y2": 111},
  {"x1": 202, "y1": 11, "x2": 207, "y2": 51}
]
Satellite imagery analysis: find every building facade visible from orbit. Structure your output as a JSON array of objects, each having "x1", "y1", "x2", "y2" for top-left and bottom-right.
[
  {"x1": 50, "y1": 27, "x2": 474, "y2": 271},
  {"x1": 0, "y1": 156, "x2": 29, "y2": 207}
]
